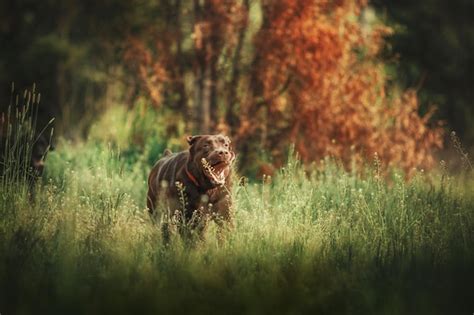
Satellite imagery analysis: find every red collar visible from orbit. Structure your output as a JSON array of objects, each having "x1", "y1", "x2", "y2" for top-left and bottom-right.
[{"x1": 185, "y1": 167, "x2": 200, "y2": 187}]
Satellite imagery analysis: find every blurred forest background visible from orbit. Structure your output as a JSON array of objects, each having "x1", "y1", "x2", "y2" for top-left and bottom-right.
[{"x1": 0, "y1": 0, "x2": 472, "y2": 176}]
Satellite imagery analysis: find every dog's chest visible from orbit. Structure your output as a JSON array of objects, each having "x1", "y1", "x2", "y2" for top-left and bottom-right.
[{"x1": 204, "y1": 187, "x2": 220, "y2": 203}]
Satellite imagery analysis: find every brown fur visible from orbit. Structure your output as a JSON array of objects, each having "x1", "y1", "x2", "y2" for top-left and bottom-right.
[{"x1": 147, "y1": 134, "x2": 235, "y2": 242}]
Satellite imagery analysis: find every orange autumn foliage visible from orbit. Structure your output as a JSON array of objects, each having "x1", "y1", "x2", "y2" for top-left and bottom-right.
[
  {"x1": 123, "y1": 0, "x2": 443, "y2": 175},
  {"x1": 124, "y1": 36, "x2": 171, "y2": 107},
  {"x1": 244, "y1": 0, "x2": 442, "y2": 174}
]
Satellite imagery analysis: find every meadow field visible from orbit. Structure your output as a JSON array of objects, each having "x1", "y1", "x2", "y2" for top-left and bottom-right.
[
  {"x1": 1, "y1": 0, "x2": 473, "y2": 313},
  {"x1": 1, "y1": 106, "x2": 473, "y2": 314}
]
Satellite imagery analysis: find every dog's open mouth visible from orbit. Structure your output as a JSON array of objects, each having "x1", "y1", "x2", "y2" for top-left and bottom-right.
[{"x1": 201, "y1": 158, "x2": 229, "y2": 185}]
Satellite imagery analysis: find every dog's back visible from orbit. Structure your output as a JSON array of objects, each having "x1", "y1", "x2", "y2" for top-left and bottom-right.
[{"x1": 147, "y1": 150, "x2": 188, "y2": 215}]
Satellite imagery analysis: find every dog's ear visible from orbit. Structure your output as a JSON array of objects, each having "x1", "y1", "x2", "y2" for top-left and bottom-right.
[{"x1": 186, "y1": 135, "x2": 202, "y2": 146}]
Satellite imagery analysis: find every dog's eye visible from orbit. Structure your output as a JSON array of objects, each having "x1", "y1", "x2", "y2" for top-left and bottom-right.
[{"x1": 224, "y1": 143, "x2": 229, "y2": 147}]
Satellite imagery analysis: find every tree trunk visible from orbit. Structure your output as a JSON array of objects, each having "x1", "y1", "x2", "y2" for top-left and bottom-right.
[
  {"x1": 193, "y1": 0, "x2": 210, "y2": 133},
  {"x1": 174, "y1": 0, "x2": 187, "y2": 112},
  {"x1": 209, "y1": 55, "x2": 218, "y2": 129},
  {"x1": 201, "y1": 63, "x2": 211, "y2": 133},
  {"x1": 226, "y1": 0, "x2": 249, "y2": 132}
]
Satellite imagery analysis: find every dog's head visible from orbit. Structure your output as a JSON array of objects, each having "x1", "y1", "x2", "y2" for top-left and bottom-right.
[
  {"x1": 30, "y1": 135, "x2": 54, "y2": 176},
  {"x1": 187, "y1": 134, "x2": 235, "y2": 186}
]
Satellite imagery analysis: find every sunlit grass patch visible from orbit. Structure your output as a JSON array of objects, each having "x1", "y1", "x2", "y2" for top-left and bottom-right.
[{"x1": 1, "y1": 127, "x2": 473, "y2": 314}]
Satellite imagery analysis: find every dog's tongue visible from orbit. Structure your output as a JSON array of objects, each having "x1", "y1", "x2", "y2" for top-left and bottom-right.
[
  {"x1": 213, "y1": 162, "x2": 227, "y2": 173},
  {"x1": 201, "y1": 158, "x2": 228, "y2": 186}
]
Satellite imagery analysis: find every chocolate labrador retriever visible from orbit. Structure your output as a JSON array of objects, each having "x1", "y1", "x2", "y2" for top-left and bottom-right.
[{"x1": 147, "y1": 134, "x2": 235, "y2": 242}]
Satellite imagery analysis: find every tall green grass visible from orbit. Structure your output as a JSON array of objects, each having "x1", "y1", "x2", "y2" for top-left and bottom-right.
[
  {"x1": 0, "y1": 105, "x2": 473, "y2": 314},
  {"x1": 1, "y1": 84, "x2": 49, "y2": 189}
]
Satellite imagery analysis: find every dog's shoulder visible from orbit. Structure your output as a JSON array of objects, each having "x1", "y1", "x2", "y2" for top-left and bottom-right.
[{"x1": 154, "y1": 150, "x2": 188, "y2": 169}]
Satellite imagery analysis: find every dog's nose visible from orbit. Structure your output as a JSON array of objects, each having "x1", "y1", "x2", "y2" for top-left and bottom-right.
[
  {"x1": 33, "y1": 159, "x2": 44, "y2": 168},
  {"x1": 217, "y1": 150, "x2": 230, "y2": 156},
  {"x1": 33, "y1": 160, "x2": 44, "y2": 173}
]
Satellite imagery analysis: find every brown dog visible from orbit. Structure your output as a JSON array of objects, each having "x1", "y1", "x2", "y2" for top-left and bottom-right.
[{"x1": 147, "y1": 134, "x2": 235, "y2": 241}]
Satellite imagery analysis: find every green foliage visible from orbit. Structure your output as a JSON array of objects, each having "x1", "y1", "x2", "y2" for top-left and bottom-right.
[
  {"x1": 0, "y1": 0, "x2": 150, "y2": 133},
  {"x1": 372, "y1": 0, "x2": 474, "y2": 144},
  {"x1": 0, "y1": 85, "x2": 54, "y2": 192},
  {"x1": 88, "y1": 100, "x2": 186, "y2": 168},
  {"x1": 1, "y1": 131, "x2": 473, "y2": 313}
]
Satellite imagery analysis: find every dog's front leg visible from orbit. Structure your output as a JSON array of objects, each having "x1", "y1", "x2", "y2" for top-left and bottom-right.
[{"x1": 213, "y1": 195, "x2": 234, "y2": 244}]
